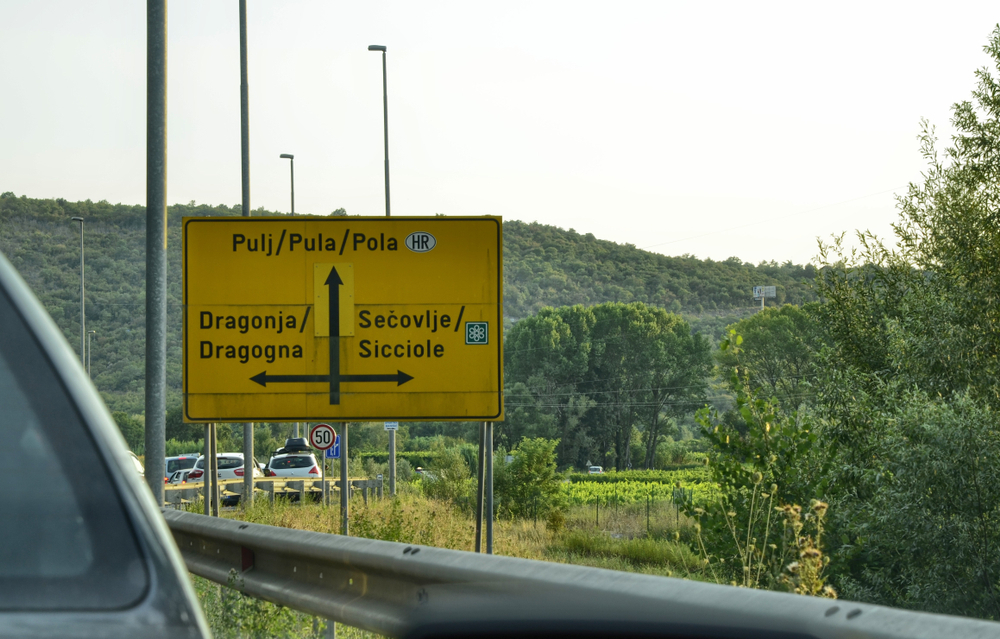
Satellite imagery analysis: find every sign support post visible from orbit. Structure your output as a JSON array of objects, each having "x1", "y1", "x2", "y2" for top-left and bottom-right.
[
  {"x1": 485, "y1": 421, "x2": 493, "y2": 554},
  {"x1": 204, "y1": 423, "x2": 211, "y2": 517},
  {"x1": 340, "y1": 422, "x2": 348, "y2": 536},
  {"x1": 475, "y1": 422, "x2": 485, "y2": 552}
]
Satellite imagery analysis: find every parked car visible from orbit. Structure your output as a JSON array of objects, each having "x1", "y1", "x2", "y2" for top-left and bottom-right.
[
  {"x1": 262, "y1": 437, "x2": 321, "y2": 478},
  {"x1": 185, "y1": 453, "x2": 262, "y2": 483},
  {"x1": 129, "y1": 451, "x2": 145, "y2": 477},
  {"x1": 164, "y1": 453, "x2": 199, "y2": 483},
  {"x1": 264, "y1": 452, "x2": 321, "y2": 478},
  {"x1": 588, "y1": 465, "x2": 604, "y2": 474}
]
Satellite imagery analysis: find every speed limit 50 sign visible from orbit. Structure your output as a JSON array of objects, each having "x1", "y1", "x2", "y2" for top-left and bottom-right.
[{"x1": 309, "y1": 423, "x2": 337, "y2": 450}]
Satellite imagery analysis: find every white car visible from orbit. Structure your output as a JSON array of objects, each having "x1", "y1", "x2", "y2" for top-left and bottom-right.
[
  {"x1": 129, "y1": 451, "x2": 145, "y2": 477},
  {"x1": 588, "y1": 465, "x2": 603, "y2": 474},
  {"x1": 264, "y1": 452, "x2": 321, "y2": 478},
  {"x1": 185, "y1": 453, "x2": 262, "y2": 483},
  {"x1": 164, "y1": 454, "x2": 199, "y2": 483}
]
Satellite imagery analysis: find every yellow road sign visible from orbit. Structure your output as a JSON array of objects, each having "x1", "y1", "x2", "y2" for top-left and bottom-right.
[{"x1": 183, "y1": 217, "x2": 503, "y2": 422}]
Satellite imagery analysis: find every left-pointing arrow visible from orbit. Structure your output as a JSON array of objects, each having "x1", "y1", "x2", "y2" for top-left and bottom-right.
[{"x1": 250, "y1": 372, "x2": 329, "y2": 387}]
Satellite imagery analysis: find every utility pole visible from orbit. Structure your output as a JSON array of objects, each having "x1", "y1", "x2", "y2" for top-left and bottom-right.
[
  {"x1": 145, "y1": 0, "x2": 167, "y2": 504},
  {"x1": 239, "y1": 0, "x2": 254, "y2": 507},
  {"x1": 71, "y1": 217, "x2": 84, "y2": 366},
  {"x1": 368, "y1": 44, "x2": 396, "y2": 495}
]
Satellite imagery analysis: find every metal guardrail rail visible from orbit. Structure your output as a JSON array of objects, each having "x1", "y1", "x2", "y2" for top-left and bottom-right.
[
  {"x1": 163, "y1": 477, "x2": 383, "y2": 507},
  {"x1": 163, "y1": 510, "x2": 1000, "y2": 639}
]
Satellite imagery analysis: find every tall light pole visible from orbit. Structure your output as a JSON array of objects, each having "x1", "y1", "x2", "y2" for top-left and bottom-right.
[
  {"x1": 239, "y1": 0, "x2": 255, "y2": 507},
  {"x1": 71, "y1": 217, "x2": 85, "y2": 364},
  {"x1": 280, "y1": 154, "x2": 294, "y2": 214},
  {"x1": 369, "y1": 44, "x2": 395, "y2": 497},
  {"x1": 368, "y1": 45, "x2": 389, "y2": 217},
  {"x1": 145, "y1": 0, "x2": 167, "y2": 504},
  {"x1": 87, "y1": 330, "x2": 96, "y2": 378}
]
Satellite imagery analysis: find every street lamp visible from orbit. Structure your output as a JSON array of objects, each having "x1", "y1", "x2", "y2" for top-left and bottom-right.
[
  {"x1": 280, "y1": 153, "x2": 294, "y2": 214},
  {"x1": 87, "y1": 330, "x2": 96, "y2": 378},
  {"x1": 368, "y1": 44, "x2": 390, "y2": 217},
  {"x1": 71, "y1": 217, "x2": 85, "y2": 364}
]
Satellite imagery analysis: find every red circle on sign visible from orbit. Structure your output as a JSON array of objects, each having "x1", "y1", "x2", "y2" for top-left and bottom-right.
[{"x1": 309, "y1": 423, "x2": 337, "y2": 450}]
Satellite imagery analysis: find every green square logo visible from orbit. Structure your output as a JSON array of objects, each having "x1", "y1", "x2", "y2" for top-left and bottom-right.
[{"x1": 465, "y1": 321, "x2": 489, "y2": 345}]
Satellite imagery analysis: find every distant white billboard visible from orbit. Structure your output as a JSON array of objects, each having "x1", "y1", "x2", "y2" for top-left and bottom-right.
[{"x1": 752, "y1": 286, "x2": 776, "y2": 300}]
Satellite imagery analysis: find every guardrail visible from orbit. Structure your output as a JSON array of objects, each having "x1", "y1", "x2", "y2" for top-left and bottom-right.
[
  {"x1": 163, "y1": 477, "x2": 383, "y2": 507},
  {"x1": 162, "y1": 509, "x2": 1000, "y2": 639}
]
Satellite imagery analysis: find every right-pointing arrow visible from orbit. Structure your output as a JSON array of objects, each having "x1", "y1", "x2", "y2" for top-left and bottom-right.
[{"x1": 340, "y1": 370, "x2": 414, "y2": 386}]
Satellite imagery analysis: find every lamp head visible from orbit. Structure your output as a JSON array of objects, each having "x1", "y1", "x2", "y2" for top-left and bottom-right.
[
  {"x1": 71, "y1": 217, "x2": 83, "y2": 222},
  {"x1": 368, "y1": 45, "x2": 386, "y2": 52},
  {"x1": 280, "y1": 154, "x2": 294, "y2": 159}
]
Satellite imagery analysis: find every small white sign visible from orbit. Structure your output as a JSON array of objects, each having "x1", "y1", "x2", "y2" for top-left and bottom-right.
[
  {"x1": 377, "y1": 474, "x2": 383, "y2": 480},
  {"x1": 384, "y1": 421, "x2": 399, "y2": 431}
]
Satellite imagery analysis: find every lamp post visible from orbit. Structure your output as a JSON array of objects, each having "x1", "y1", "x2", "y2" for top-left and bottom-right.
[
  {"x1": 87, "y1": 330, "x2": 96, "y2": 378},
  {"x1": 368, "y1": 45, "x2": 389, "y2": 217},
  {"x1": 368, "y1": 44, "x2": 395, "y2": 497},
  {"x1": 71, "y1": 217, "x2": 85, "y2": 364},
  {"x1": 280, "y1": 154, "x2": 294, "y2": 214}
]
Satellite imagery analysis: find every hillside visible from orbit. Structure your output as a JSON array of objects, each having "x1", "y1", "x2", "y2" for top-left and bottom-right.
[{"x1": 0, "y1": 192, "x2": 817, "y2": 414}]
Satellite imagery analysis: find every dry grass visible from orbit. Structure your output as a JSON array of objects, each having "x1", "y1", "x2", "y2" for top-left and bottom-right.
[{"x1": 190, "y1": 492, "x2": 710, "y2": 637}]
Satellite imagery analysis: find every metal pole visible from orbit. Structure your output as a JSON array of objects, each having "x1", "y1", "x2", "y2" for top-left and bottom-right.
[
  {"x1": 209, "y1": 424, "x2": 219, "y2": 517},
  {"x1": 204, "y1": 423, "x2": 211, "y2": 516},
  {"x1": 340, "y1": 422, "x2": 348, "y2": 535},
  {"x1": 239, "y1": 0, "x2": 254, "y2": 508},
  {"x1": 381, "y1": 50, "x2": 389, "y2": 217},
  {"x1": 485, "y1": 422, "x2": 493, "y2": 555},
  {"x1": 289, "y1": 156, "x2": 294, "y2": 214},
  {"x1": 475, "y1": 422, "x2": 485, "y2": 553},
  {"x1": 388, "y1": 428, "x2": 396, "y2": 496},
  {"x1": 87, "y1": 330, "x2": 95, "y2": 378},
  {"x1": 71, "y1": 217, "x2": 85, "y2": 365},
  {"x1": 145, "y1": 0, "x2": 167, "y2": 505},
  {"x1": 321, "y1": 445, "x2": 326, "y2": 507}
]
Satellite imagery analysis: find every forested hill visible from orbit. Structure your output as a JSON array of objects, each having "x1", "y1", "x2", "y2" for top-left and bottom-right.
[
  {"x1": 502, "y1": 220, "x2": 817, "y2": 319},
  {"x1": 0, "y1": 193, "x2": 817, "y2": 414}
]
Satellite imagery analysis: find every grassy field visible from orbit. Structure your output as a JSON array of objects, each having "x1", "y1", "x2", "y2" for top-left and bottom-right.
[{"x1": 187, "y1": 486, "x2": 709, "y2": 637}]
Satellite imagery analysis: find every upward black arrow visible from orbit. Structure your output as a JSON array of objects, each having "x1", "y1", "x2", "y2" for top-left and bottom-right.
[
  {"x1": 246, "y1": 265, "x2": 417, "y2": 402},
  {"x1": 326, "y1": 265, "x2": 343, "y2": 405}
]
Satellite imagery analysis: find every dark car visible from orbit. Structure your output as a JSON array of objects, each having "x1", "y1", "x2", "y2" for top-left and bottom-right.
[{"x1": 0, "y1": 250, "x2": 208, "y2": 638}]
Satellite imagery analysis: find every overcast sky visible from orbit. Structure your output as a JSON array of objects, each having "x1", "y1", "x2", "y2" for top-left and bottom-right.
[{"x1": 2, "y1": 1, "x2": 998, "y2": 265}]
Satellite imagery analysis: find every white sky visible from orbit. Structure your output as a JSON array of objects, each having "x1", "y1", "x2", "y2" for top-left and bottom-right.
[{"x1": 1, "y1": 1, "x2": 997, "y2": 265}]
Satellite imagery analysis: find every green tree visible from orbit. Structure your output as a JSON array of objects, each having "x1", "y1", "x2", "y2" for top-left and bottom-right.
[
  {"x1": 165, "y1": 405, "x2": 203, "y2": 442},
  {"x1": 422, "y1": 447, "x2": 474, "y2": 511},
  {"x1": 716, "y1": 304, "x2": 826, "y2": 408},
  {"x1": 112, "y1": 411, "x2": 144, "y2": 452},
  {"x1": 494, "y1": 437, "x2": 566, "y2": 524},
  {"x1": 584, "y1": 303, "x2": 711, "y2": 470},
  {"x1": 808, "y1": 26, "x2": 1000, "y2": 618}
]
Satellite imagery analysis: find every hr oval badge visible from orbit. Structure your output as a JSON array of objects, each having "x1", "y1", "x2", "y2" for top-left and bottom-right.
[{"x1": 405, "y1": 232, "x2": 436, "y2": 253}]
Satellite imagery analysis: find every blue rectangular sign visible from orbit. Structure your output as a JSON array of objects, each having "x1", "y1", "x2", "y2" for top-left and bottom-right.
[{"x1": 325, "y1": 435, "x2": 340, "y2": 459}]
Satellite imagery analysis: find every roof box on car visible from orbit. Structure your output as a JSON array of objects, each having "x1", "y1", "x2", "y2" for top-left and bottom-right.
[{"x1": 276, "y1": 437, "x2": 312, "y2": 455}]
